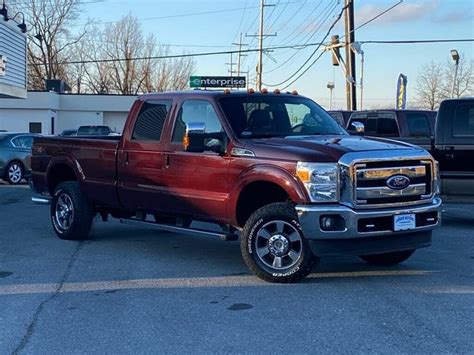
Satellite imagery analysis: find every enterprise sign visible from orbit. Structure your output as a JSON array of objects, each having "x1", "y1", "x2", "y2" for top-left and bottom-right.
[{"x1": 190, "y1": 76, "x2": 246, "y2": 88}]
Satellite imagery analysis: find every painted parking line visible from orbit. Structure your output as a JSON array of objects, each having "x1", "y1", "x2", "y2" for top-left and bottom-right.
[{"x1": 0, "y1": 270, "x2": 432, "y2": 296}]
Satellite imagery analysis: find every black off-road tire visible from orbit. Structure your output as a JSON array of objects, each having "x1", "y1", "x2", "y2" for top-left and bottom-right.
[
  {"x1": 359, "y1": 249, "x2": 415, "y2": 266},
  {"x1": 241, "y1": 202, "x2": 317, "y2": 283},
  {"x1": 51, "y1": 181, "x2": 94, "y2": 240}
]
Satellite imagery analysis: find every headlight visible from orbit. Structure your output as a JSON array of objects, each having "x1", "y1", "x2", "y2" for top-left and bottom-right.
[{"x1": 296, "y1": 162, "x2": 339, "y2": 202}]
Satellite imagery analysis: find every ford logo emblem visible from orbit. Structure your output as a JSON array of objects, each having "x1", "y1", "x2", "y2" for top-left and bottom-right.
[{"x1": 386, "y1": 175, "x2": 410, "y2": 190}]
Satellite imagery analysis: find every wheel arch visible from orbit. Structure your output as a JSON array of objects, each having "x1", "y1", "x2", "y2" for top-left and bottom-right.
[
  {"x1": 229, "y1": 164, "x2": 308, "y2": 227},
  {"x1": 46, "y1": 155, "x2": 83, "y2": 194}
]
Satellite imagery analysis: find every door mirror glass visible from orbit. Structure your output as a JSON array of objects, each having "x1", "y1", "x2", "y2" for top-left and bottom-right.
[
  {"x1": 183, "y1": 122, "x2": 227, "y2": 154},
  {"x1": 350, "y1": 121, "x2": 365, "y2": 135}
]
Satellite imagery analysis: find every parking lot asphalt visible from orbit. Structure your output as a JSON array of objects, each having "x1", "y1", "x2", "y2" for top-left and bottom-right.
[{"x1": 0, "y1": 183, "x2": 473, "y2": 354}]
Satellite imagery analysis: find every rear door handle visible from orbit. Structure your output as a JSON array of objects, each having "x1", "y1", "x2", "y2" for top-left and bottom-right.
[
  {"x1": 124, "y1": 151, "x2": 129, "y2": 165},
  {"x1": 164, "y1": 154, "x2": 170, "y2": 168}
]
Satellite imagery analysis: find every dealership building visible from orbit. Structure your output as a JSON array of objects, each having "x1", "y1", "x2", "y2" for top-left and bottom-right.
[{"x1": 0, "y1": 89, "x2": 137, "y2": 134}]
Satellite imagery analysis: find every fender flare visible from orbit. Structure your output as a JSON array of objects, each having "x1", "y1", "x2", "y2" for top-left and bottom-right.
[
  {"x1": 46, "y1": 154, "x2": 84, "y2": 192},
  {"x1": 228, "y1": 164, "x2": 308, "y2": 225}
]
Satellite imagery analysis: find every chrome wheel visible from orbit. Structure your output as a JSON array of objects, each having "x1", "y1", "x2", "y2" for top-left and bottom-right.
[
  {"x1": 8, "y1": 163, "x2": 23, "y2": 184},
  {"x1": 54, "y1": 193, "x2": 75, "y2": 230},
  {"x1": 254, "y1": 220, "x2": 303, "y2": 270}
]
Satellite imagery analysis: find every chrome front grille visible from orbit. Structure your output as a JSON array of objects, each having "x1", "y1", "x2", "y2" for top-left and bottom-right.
[{"x1": 352, "y1": 160, "x2": 434, "y2": 207}]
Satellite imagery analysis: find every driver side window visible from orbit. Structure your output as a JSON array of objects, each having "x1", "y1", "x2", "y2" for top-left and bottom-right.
[{"x1": 172, "y1": 100, "x2": 223, "y2": 145}]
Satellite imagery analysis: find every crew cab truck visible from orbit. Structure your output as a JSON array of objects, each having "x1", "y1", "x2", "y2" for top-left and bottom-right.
[
  {"x1": 432, "y1": 98, "x2": 474, "y2": 200},
  {"x1": 31, "y1": 91, "x2": 441, "y2": 283}
]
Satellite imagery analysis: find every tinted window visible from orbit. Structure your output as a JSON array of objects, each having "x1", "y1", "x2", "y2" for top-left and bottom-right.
[
  {"x1": 377, "y1": 117, "x2": 398, "y2": 135},
  {"x1": 172, "y1": 100, "x2": 222, "y2": 143},
  {"x1": 406, "y1": 113, "x2": 431, "y2": 137},
  {"x1": 132, "y1": 100, "x2": 172, "y2": 141},
  {"x1": 219, "y1": 96, "x2": 344, "y2": 138},
  {"x1": 77, "y1": 126, "x2": 111, "y2": 136},
  {"x1": 348, "y1": 112, "x2": 398, "y2": 136},
  {"x1": 453, "y1": 103, "x2": 474, "y2": 137},
  {"x1": 328, "y1": 112, "x2": 344, "y2": 126}
]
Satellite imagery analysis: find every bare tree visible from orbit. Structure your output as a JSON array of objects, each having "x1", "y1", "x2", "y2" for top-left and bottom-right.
[
  {"x1": 414, "y1": 61, "x2": 445, "y2": 110},
  {"x1": 85, "y1": 13, "x2": 195, "y2": 94},
  {"x1": 442, "y1": 56, "x2": 474, "y2": 99},
  {"x1": 11, "y1": 0, "x2": 89, "y2": 90}
]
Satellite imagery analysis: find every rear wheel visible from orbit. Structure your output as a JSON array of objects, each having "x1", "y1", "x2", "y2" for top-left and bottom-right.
[
  {"x1": 5, "y1": 161, "x2": 24, "y2": 184},
  {"x1": 51, "y1": 182, "x2": 94, "y2": 240},
  {"x1": 359, "y1": 249, "x2": 415, "y2": 266},
  {"x1": 241, "y1": 202, "x2": 316, "y2": 283}
]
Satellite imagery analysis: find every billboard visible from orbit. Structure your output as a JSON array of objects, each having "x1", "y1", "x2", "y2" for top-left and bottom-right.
[
  {"x1": 0, "y1": 20, "x2": 27, "y2": 99},
  {"x1": 396, "y1": 73, "x2": 407, "y2": 109},
  {"x1": 190, "y1": 76, "x2": 246, "y2": 88}
]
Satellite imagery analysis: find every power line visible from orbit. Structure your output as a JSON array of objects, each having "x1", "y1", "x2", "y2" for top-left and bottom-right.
[
  {"x1": 28, "y1": 38, "x2": 474, "y2": 67},
  {"x1": 264, "y1": 3, "x2": 349, "y2": 88}
]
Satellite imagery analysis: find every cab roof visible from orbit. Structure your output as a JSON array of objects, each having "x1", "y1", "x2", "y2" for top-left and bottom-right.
[{"x1": 138, "y1": 89, "x2": 307, "y2": 101}]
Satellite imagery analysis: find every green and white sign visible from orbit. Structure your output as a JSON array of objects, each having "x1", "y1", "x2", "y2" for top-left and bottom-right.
[{"x1": 190, "y1": 76, "x2": 246, "y2": 88}]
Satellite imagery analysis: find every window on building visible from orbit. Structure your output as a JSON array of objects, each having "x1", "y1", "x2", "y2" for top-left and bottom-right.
[
  {"x1": 132, "y1": 100, "x2": 172, "y2": 141},
  {"x1": 172, "y1": 100, "x2": 223, "y2": 144},
  {"x1": 453, "y1": 103, "x2": 474, "y2": 137},
  {"x1": 406, "y1": 113, "x2": 431, "y2": 137},
  {"x1": 29, "y1": 122, "x2": 42, "y2": 134}
]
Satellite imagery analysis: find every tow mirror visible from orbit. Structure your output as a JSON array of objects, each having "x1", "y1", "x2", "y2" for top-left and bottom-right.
[
  {"x1": 183, "y1": 122, "x2": 227, "y2": 155},
  {"x1": 350, "y1": 121, "x2": 365, "y2": 135}
]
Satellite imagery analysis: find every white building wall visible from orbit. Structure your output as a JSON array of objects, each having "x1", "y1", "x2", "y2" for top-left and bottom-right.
[
  {"x1": 0, "y1": 108, "x2": 52, "y2": 133},
  {"x1": 57, "y1": 111, "x2": 103, "y2": 133},
  {"x1": 0, "y1": 92, "x2": 137, "y2": 134},
  {"x1": 103, "y1": 112, "x2": 128, "y2": 133}
]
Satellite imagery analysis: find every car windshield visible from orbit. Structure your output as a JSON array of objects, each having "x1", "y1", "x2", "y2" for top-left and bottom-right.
[{"x1": 219, "y1": 96, "x2": 345, "y2": 138}]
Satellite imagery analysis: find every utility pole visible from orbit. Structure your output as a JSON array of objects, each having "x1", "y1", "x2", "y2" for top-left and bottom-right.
[
  {"x1": 225, "y1": 53, "x2": 235, "y2": 77},
  {"x1": 344, "y1": 0, "x2": 357, "y2": 110},
  {"x1": 246, "y1": 0, "x2": 276, "y2": 91},
  {"x1": 232, "y1": 33, "x2": 248, "y2": 76}
]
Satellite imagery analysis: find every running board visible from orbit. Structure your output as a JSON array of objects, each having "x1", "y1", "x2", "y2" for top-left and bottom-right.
[{"x1": 119, "y1": 218, "x2": 239, "y2": 241}]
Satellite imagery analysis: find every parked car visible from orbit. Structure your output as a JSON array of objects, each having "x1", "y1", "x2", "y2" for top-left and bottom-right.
[
  {"x1": 31, "y1": 90, "x2": 441, "y2": 283},
  {"x1": 77, "y1": 125, "x2": 113, "y2": 136},
  {"x1": 0, "y1": 129, "x2": 7, "y2": 132},
  {"x1": 327, "y1": 110, "x2": 354, "y2": 126},
  {"x1": 0, "y1": 133, "x2": 38, "y2": 184},
  {"x1": 346, "y1": 109, "x2": 437, "y2": 151},
  {"x1": 59, "y1": 129, "x2": 78, "y2": 136}
]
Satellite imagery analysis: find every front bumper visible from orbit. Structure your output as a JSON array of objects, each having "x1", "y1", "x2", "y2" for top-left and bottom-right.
[{"x1": 296, "y1": 198, "x2": 442, "y2": 256}]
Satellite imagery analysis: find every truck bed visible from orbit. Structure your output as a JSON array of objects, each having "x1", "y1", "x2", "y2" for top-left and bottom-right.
[{"x1": 31, "y1": 135, "x2": 121, "y2": 207}]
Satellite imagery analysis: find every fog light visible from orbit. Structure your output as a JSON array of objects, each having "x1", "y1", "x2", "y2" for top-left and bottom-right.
[
  {"x1": 321, "y1": 216, "x2": 335, "y2": 231},
  {"x1": 320, "y1": 215, "x2": 346, "y2": 231}
]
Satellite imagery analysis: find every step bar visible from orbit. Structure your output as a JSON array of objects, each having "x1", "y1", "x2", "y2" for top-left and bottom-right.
[{"x1": 120, "y1": 217, "x2": 239, "y2": 241}]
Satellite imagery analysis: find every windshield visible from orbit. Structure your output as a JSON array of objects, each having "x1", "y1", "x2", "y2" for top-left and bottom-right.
[{"x1": 219, "y1": 96, "x2": 346, "y2": 138}]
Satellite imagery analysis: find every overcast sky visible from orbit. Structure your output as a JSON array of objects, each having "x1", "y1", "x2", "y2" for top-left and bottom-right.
[{"x1": 57, "y1": 0, "x2": 474, "y2": 108}]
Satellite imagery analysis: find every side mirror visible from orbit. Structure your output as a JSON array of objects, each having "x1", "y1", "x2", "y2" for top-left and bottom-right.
[
  {"x1": 350, "y1": 121, "x2": 365, "y2": 135},
  {"x1": 183, "y1": 122, "x2": 228, "y2": 155}
]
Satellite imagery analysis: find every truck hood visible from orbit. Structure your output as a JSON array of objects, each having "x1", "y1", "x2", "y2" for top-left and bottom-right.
[{"x1": 243, "y1": 135, "x2": 424, "y2": 162}]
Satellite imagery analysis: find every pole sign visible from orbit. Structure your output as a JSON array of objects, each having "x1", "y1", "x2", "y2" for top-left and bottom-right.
[
  {"x1": 396, "y1": 73, "x2": 408, "y2": 109},
  {"x1": 190, "y1": 76, "x2": 246, "y2": 88}
]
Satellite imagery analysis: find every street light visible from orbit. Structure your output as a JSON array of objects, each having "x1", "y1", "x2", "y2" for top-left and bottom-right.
[
  {"x1": 327, "y1": 82, "x2": 335, "y2": 110},
  {"x1": 451, "y1": 49, "x2": 460, "y2": 98}
]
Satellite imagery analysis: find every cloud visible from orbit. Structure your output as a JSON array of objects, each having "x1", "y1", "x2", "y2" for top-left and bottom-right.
[
  {"x1": 356, "y1": 1, "x2": 439, "y2": 26},
  {"x1": 432, "y1": 10, "x2": 474, "y2": 23}
]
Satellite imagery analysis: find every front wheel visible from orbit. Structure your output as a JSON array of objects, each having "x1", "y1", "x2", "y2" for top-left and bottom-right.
[
  {"x1": 359, "y1": 249, "x2": 415, "y2": 266},
  {"x1": 241, "y1": 202, "x2": 316, "y2": 283},
  {"x1": 51, "y1": 181, "x2": 94, "y2": 240}
]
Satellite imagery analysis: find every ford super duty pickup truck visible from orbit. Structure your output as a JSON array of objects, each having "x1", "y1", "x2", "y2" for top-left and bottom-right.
[{"x1": 30, "y1": 90, "x2": 442, "y2": 283}]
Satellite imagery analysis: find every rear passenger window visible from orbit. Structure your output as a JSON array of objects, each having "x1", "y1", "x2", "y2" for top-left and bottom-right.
[
  {"x1": 453, "y1": 103, "x2": 474, "y2": 137},
  {"x1": 132, "y1": 100, "x2": 172, "y2": 141},
  {"x1": 406, "y1": 113, "x2": 431, "y2": 137}
]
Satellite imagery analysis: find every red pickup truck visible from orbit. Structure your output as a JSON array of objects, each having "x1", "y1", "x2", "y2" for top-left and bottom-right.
[{"x1": 31, "y1": 90, "x2": 441, "y2": 283}]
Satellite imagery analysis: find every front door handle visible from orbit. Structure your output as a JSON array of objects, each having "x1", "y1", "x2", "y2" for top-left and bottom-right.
[
  {"x1": 124, "y1": 152, "x2": 129, "y2": 165},
  {"x1": 444, "y1": 146, "x2": 455, "y2": 159},
  {"x1": 164, "y1": 154, "x2": 170, "y2": 168}
]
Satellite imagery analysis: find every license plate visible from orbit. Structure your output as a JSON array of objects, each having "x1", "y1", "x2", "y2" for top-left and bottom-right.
[{"x1": 394, "y1": 214, "x2": 416, "y2": 231}]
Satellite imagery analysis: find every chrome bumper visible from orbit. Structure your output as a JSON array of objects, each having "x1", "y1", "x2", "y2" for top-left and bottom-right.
[{"x1": 296, "y1": 197, "x2": 442, "y2": 240}]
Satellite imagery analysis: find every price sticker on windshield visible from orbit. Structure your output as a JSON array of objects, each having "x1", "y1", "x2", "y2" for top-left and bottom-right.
[{"x1": 394, "y1": 214, "x2": 416, "y2": 231}]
